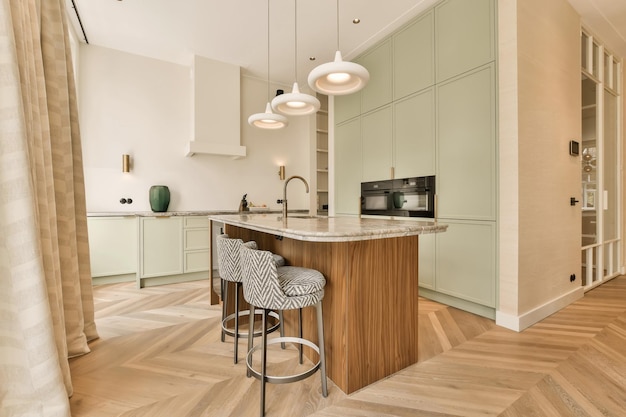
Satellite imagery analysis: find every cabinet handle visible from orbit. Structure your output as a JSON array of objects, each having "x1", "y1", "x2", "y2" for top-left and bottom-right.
[{"x1": 390, "y1": 167, "x2": 395, "y2": 179}]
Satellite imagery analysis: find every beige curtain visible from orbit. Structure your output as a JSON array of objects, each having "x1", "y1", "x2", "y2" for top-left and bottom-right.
[{"x1": 0, "y1": 0, "x2": 98, "y2": 415}]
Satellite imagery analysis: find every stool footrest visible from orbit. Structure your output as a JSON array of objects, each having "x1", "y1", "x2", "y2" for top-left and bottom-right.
[
  {"x1": 221, "y1": 310, "x2": 280, "y2": 338},
  {"x1": 246, "y1": 336, "x2": 321, "y2": 385}
]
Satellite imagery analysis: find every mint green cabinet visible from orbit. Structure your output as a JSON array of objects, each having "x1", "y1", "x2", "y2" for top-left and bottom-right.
[
  {"x1": 359, "y1": 40, "x2": 392, "y2": 114},
  {"x1": 138, "y1": 215, "x2": 209, "y2": 287},
  {"x1": 394, "y1": 11, "x2": 434, "y2": 100},
  {"x1": 87, "y1": 216, "x2": 137, "y2": 282},
  {"x1": 435, "y1": 0, "x2": 495, "y2": 83},
  {"x1": 362, "y1": 106, "x2": 393, "y2": 182},
  {"x1": 139, "y1": 217, "x2": 184, "y2": 279},
  {"x1": 437, "y1": 64, "x2": 495, "y2": 221},
  {"x1": 335, "y1": 91, "x2": 361, "y2": 125},
  {"x1": 394, "y1": 88, "x2": 435, "y2": 179},
  {"x1": 418, "y1": 232, "x2": 436, "y2": 289},
  {"x1": 435, "y1": 220, "x2": 496, "y2": 308},
  {"x1": 335, "y1": 118, "x2": 362, "y2": 215}
]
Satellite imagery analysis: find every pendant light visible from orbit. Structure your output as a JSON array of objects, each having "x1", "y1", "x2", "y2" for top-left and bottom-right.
[
  {"x1": 248, "y1": 0, "x2": 288, "y2": 129},
  {"x1": 307, "y1": 0, "x2": 369, "y2": 95},
  {"x1": 271, "y1": 0, "x2": 320, "y2": 116}
]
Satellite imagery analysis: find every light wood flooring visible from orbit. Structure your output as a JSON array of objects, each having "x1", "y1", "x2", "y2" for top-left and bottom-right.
[{"x1": 69, "y1": 276, "x2": 626, "y2": 416}]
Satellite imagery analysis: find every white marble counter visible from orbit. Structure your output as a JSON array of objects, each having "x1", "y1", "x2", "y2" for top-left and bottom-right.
[
  {"x1": 87, "y1": 209, "x2": 290, "y2": 217},
  {"x1": 209, "y1": 213, "x2": 447, "y2": 242}
]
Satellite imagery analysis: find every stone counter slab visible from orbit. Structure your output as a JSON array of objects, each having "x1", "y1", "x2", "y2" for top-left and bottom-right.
[{"x1": 209, "y1": 213, "x2": 447, "y2": 242}]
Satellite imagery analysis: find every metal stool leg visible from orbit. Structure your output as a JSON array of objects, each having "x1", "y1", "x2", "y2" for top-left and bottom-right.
[
  {"x1": 260, "y1": 309, "x2": 268, "y2": 417},
  {"x1": 220, "y1": 280, "x2": 227, "y2": 342},
  {"x1": 298, "y1": 308, "x2": 303, "y2": 364},
  {"x1": 233, "y1": 282, "x2": 240, "y2": 364},
  {"x1": 316, "y1": 301, "x2": 328, "y2": 397},
  {"x1": 279, "y1": 310, "x2": 285, "y2": 349},
  {"x1": 247, "y1": 303, "x2": 255, "y2": 378}
]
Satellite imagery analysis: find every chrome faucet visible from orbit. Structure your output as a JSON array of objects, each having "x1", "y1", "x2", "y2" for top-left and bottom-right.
[{"x1": 282, "y1": 175, "x2": 309, "y2": 219}]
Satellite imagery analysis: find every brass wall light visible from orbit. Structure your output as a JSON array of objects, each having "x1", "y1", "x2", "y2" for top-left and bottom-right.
[
  {"x1": 122, "y1": 154, "x2": 130, "y2": 173},
  {"x1": 278, "y1": 165, "x2": 285, "y2": 180}
]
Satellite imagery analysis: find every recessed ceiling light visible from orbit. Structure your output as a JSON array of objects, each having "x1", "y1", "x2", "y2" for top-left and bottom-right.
[{"x1": 353, "y1": 18, "x2": 360, "y2": 24}]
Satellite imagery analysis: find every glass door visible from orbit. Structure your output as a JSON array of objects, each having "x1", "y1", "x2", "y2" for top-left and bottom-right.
[{"x1": 580, "y1": 29, "x2": 622, "y2": 290}]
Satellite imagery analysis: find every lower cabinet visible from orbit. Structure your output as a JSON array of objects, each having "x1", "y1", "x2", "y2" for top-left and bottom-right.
[
  {"x1": 139, "y1": 216, "x2": 184, "y2": 278},
  {"x1": 419, "y1": 220, "x2": 496, "y2": 319},
  {"x1": 138, "y1": 216, "x2": 209, "y2": 288},
  {"x1": 87, "y1": 216, "x2": 137, "y2": 284},
  {"x1": 87, "y1": 215, "x2": 209, "y2": 288}
]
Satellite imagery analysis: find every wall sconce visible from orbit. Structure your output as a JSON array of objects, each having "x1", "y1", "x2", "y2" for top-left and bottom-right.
[
  {"x1": 278, "y1": 165, "x2": 285, "y2": 180},
  {"x1": 122, "y1": 154, "x2": 131, "y2": 173}
]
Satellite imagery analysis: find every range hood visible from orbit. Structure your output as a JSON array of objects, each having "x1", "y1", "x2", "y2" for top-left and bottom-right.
[{"x1": 186, "y1": 55, "x2": 246, "y2": 158}]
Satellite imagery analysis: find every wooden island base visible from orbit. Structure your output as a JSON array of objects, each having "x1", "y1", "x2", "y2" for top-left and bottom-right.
[{"x1": 222, "y1": 224, "x2": 420, "y2": 394}]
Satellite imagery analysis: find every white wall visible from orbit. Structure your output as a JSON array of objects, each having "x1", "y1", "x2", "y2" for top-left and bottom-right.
[
  {"x1": 497, "y1": 0, "x2": 584, "y2": 330},
  {"x1": 78, "y1": 45, "x2": 313, "y2": 213}
]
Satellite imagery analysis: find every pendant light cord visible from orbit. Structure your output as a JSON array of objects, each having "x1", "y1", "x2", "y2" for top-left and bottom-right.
[
  {"x1": 294, "y1": 0, "x2": 299, "y2": 81},
  {"x1": 267, "y1": 0, "x2": 270, "y2": 101},
  {"x1": 336, "y1": 0, "x2": 340, "y2": 51}
]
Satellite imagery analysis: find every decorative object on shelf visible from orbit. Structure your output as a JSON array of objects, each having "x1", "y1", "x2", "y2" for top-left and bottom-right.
[
  {"x1": 149, "y1": 185, "x2": 170, "y2": 212},
  {"x1": 278, "y1": 165, "x2": 285, "y2": 180},
  {"x1": 239, "y1": 194, "x2": 250, "y2": 212},
  {"x1": 248, "y1": 0, "x2": 288, "y2": 130},
  {"x1": 122, "y1": 154, "x2": 130, "y2": 172},
  {"x1": 271, "y1": 0, "x2": 320, "y2": 116},
  {"x1": 307, "y1": 0, "x2": 369, "y2": 95}
]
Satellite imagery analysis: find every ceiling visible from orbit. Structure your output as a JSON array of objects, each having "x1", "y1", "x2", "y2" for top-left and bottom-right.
[{"x1": 65, "y1": 0, "x2": 626, "y2": 88}]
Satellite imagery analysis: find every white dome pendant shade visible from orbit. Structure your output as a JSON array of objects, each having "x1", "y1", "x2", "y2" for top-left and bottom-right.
[
  {"x1": 271, "y1": 82, "x2": 320, "y2": 116},
  {"x1": 248, "y1": 102, "x2": 289, "y2": 129},
  {"x1": 308, "y1": 50, "x2": 369, "y2": 95},
  {"x1": 248, "y1": 0, "x2": 288, "y2": 130}
]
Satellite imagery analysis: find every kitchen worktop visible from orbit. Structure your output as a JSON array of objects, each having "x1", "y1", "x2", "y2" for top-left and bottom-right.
[
  {"x1": 87, "y1": 209, "x2": 283, "y2": 217},
  {"x1": 209, "y1": 213, "x2": 447, "y2": 242}
]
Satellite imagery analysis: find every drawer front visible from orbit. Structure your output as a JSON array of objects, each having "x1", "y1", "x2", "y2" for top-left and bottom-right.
[
  {"x1": 184, "y1": 228, "x2": 209, "y2": 251},
  {"x1": 185, "y1": 250, "x2": 209, "y2": 273},
  {"x1": 184, "y1": 216, "x2": 208, "y2": 229}
]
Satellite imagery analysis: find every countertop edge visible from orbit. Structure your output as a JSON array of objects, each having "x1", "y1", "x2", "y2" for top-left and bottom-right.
[{"x1": 210, "y1": 214, "x2": 448, "y2": 242}]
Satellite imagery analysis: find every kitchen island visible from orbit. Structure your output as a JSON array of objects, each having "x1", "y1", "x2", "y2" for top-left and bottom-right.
[{"x1": 209, "y1": 213, "x2": 447, "y2": 394}]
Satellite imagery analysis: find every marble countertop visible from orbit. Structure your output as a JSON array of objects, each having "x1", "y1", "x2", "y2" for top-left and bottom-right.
[
  {"x1": 209, "y1": 213, "x2": 447, "y2": 242},
  {"x1": 87, "y1": 209, "x2": 288, "y2": 217}
]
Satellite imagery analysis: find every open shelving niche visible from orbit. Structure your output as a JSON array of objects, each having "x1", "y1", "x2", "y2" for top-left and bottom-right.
[{"x1": 316, "y1": 94, "x2": 329, "y2": 214}]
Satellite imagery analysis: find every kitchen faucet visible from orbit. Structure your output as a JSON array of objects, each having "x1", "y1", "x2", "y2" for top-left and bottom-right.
[{"x1": 282, "y1": 176, "x2": 309, "y2": 219}]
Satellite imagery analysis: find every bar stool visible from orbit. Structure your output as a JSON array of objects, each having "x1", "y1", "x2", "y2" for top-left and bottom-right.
[
  {"x1": 240, "y1": 244, "x2": 328, "y2": 417},
  {"x1": 216, "y1": 234, "x2": 283, "y2": 363}
]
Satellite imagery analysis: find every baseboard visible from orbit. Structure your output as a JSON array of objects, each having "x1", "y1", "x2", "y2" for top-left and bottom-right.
[
  {"x1": 496, "y1": 286, "x2": 585, "y2": 332},
  {"x1": 139, "y1": 271, "x2": 209, "y2": 288},
  {"x1": 419, "y1": 287, "x2": 496, "y2": 320},
  {"x1": 92, "y1": 273, "x2": 136, "y2": 286}
]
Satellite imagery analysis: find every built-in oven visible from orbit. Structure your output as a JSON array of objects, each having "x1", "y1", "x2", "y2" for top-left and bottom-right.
[{"x1": 361, "y1": 176, "x2": 435, "y2": 218}]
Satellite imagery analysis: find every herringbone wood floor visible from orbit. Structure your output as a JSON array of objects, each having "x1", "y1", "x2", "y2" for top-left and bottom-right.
[{"x1": 69, "y1": 276, "x2": 626, "y2": 416}]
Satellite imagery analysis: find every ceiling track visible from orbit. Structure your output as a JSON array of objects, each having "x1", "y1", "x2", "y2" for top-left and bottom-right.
[{"x1": 70, "y1": 0, "x2": 89, "y2": 44}]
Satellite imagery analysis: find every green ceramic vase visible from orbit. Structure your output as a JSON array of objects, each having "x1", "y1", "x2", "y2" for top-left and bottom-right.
[{"x1": 149, "y1": 185, "x2": 170, "y2": 212}]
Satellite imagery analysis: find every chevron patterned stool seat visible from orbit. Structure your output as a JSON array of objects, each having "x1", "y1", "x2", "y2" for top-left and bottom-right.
[
  {"x1": 216, "y1": 234, "x2": 284, "y2": 364},
  {"x1": 240, "y1": 244, "x2": 328, "y2": 417}
]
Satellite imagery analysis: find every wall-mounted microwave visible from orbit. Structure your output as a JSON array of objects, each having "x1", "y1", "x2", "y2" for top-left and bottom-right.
[{"x1": 360, "y1": 176, "x2": 435, "y2": 218}]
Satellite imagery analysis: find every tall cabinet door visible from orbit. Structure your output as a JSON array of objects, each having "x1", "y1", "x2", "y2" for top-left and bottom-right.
[
  {"x1": 394, "y1": 88, "x2": 435, "y2": 179},
  {"x1": 359, "y1": 40, "x2": 392, "y2": 114},
  {"x1": 362, "y1": 106, "x2": 393, "y2": 182},
  {"x1": 435, "y1": 0, "x2": 495, "y2": 82},
  {"x1": 394, "y1": 11, "x2": 434, "y2": 100},
  {"x1": 335, "y1": 118, "x2": 362, "y2": 215},
  {"x1": 437, "y1": 64, "x2": 496, "y2": 221}
]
